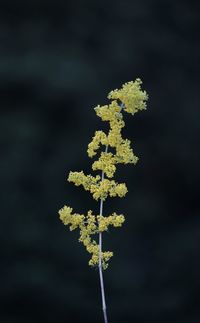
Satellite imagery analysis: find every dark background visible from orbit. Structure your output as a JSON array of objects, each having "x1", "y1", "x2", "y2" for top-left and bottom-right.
[{"x1": 1, "y1": 0, "x2": 200, "y2": 322}]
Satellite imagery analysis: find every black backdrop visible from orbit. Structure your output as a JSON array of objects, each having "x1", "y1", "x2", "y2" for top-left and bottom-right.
[{"x1": 1, "y1": 1, "x2": 200, "y2": 322}]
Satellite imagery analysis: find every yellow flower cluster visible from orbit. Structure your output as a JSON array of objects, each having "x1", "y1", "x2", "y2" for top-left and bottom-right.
[
  {"x1": 94, "y1": 100, "x2": 121, "y2": 121},
  {"x1": 92, "y1": 152, "x2": 116, "y2": 178},
  {"x1": 68, "y1": 171, "x2": 100, "y2": 191},
  {"x1": 59, "y1": 205, "x2": 85, "y2": 231},
  {"x1": 68, "y1": 170, "x2": 127, "y2": 201},
  {"x1": 91, "y1": 91, "x2": 141, "y2": 171},
  {"x1": 97, "y1": 213, "x2": 125, "y2": 231},
  {"x1": 90, "y1": 179, "x2": 128, "y2": 201},
  {"x1": 115, "y1": 139, "x2": 138, "y2": 164},
  {"x1": 87, "y1": 131, "x2": 108, "y2": 157},
  {"x1": 59, "y1": 206, "x2": 124, "y2": 269},
  {"x1": 108, "y1": 78, "x2": 148, "y2": 115},
  {"x1": 58, "y1": 79, "x2": 148, "y2": 269}
]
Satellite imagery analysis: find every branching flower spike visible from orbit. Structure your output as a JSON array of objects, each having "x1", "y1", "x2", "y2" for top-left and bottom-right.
[{"x1": 58, "y1": 78, "x2": 148, "y2": 323}]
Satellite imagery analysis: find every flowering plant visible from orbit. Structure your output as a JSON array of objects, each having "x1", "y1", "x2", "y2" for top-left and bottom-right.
[{"x1": 58, "y1": 79, "x2": 148, "y2": 323}]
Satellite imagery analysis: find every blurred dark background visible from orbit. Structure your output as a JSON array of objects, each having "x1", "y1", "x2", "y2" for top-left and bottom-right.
[{"x1": 1, "y1": 0, "x2": 200, "y2": 322}]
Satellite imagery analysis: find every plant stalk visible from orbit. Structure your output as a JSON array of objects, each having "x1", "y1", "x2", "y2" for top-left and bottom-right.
[
  {"x1": 98, "y1": 145, "x2": 108, "y2": 323},
  {"x1": 98, "y1": 106, "x2": 124, "y2": 322}
]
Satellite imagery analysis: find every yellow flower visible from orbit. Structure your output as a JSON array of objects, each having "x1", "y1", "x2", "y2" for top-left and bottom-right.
[
  {"x1": 58, "y1": 206, "x2": 85, "y2": 231},
  {"x1": 111, "y1": 213, "x2": 125, "y2": 227},
  {"x1": 109, "y1": 182, "x2": 128, "y2": 198},
  {"x1": 102, "y1": 251, "x2": 113, "y2": 270},
  {"x1": 89, "y1": 253, "x2": 99, "y2": 267},
  {"x1": 90, "y1": 179, "x2": 114, "y2": 200},
  {"x1": 115, "y1": 139, "x2": 138, "y2": 164},
  {"x1": 86, "y1": 210, "x2": 97, "y2": 233},
  {"x1": 87, "y1": 130, "x2": 108, "y2": 157},
  {"x1": 58, "y1": 206, "x2": 73, "y2": 225},
  {"x1": 107, "y1": 126, "x2": 122, "y2": 148},
  {"x1": 90, "y1": 179, "x2": 128, "y2": 200},
  {"x1": 108, "y1": 78, "x2": 148, "y2": 115},
  {"x1": 92, "y1": 152, "x2": 116, "y2": 178},
  {"x1": 97, "y1": 213, "x2": 125, "y2": 231},
  {"x1": 94, "y1": 100, "x2": 121, "y2": 122},
  {"x1": 68, "y1": 171, "x2": 100, "y2": 192}
]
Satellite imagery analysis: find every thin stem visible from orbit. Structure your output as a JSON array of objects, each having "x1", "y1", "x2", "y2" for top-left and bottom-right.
[
  {"x1": 98, "y1": 105, "x2": 124, "y2": 322},
  {"x1": 98, "y1": 145, "x2": 108, "y2": 323},
  {"x1": 98, "y1": 104, "x2": 124, "y2": 322}
]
